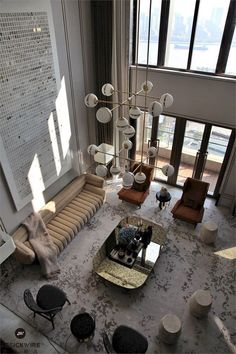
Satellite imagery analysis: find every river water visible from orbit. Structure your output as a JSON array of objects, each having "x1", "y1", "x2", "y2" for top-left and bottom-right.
[{"x1": 138, "y1": 42, "x2": 236, "y2": 75}]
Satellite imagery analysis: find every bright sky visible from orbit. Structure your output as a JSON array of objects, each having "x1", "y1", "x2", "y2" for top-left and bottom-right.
[{"x1": 140, "y1": 0, "x2": 229, "y2": 23}]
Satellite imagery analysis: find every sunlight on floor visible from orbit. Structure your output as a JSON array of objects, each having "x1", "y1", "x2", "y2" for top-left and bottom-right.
[
  {"x1": 214, "y1": 247, "x2": 236, "y2": 260},
  {"x1": 213, "y1": 315, "x2": 236, "y2": 354}
]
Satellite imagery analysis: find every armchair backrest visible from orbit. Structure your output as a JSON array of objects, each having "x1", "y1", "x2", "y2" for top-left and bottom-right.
[
  {"x1": 24, "y1": 289, "x2": 43, "y2": 313},
  {"x1": 182, "y1": 178, "x2": 209, "y2": 209},
  {"x1": 131, "y1": 163, "x2": 154, "y2": 189}
]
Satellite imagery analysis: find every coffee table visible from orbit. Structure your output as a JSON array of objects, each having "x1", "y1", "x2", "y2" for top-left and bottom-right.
[{"x1": 93, "y1": 216, "x2": 166, "y2": 289}]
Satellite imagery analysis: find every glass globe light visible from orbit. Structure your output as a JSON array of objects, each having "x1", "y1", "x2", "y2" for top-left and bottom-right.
[
  {"x1": 141, "y1": 80, "x2": 153, "y2": 93},
  {"x1": 122, "y1": 171, "x2": 134, "y2": 189},
  {"x1": 147, "y1": 146, "x2": 157, "y2": 157},
  {"x1": 110, "y1": 165, "x2": 121, "y2": 176},
  {"x1": 123, "y1": 125, "x2": 135, "y2": 138},
  {"x1": 116, "y1": 116, "x2": 129, "y2": 131},
  {"x1": 87, "y1": 144, "x2": 98, "y2": 155},
  {"x1": 84, "y1": 93, "x2": 98, "y2": 108},
  {"x1": 148, "y1": 101, "x2": 163, "y2": 116},
  {"x1": 122, "y1": 139, "x2": 133, "y2": 150},
  {"x1": 101, "y1": 83, "x2": 114, "y2": 96},
  {"x1": 160, "y1": 93, "x2": 174, "y2": 108},
  {"x1": 162, "y1": 164, "x2": 175, "y2": 177},
  {"x1": 134, "y1": 171, "x2": 146, "y2": 184},
  {"x1": 95, "y1": 164, "x2": 108, "y2": 177},
  {"x1": 129, "y1": 106, "x2": 141, "y2": 119},
  {"x1": 96, "y1": 107, "x2": 112, "y2": 123}
]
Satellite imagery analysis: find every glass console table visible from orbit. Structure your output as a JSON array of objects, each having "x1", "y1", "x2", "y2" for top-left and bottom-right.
[{"x1": 93, "y1": 216, "x2": 166, "y2": 289}]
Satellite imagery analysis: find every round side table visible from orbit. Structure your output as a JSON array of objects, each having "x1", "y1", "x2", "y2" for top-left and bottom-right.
[
  {"x1": 156, "y1": 192, "x2": 171, "y2": 210},
  {"x1": 159, "y1": 314, "x2": 182, "y2": 344},
  {"x1": 200, "y1": 221, "x2": 218, "y2": 244},
  {"x1": 189, "y1": 289, "x2": 212, "y2": 318},
  {"x1": 70, "y1": 313, "x2": 95, "y2": 343}
]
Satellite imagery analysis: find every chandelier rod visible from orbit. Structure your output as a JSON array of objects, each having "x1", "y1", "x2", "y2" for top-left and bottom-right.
[
  {"x1": 134, "y1": 0, "x2": 141, "y2": 106},
  {"x1": 140, "y1": 0, "x2": 153, "y2": 169}
]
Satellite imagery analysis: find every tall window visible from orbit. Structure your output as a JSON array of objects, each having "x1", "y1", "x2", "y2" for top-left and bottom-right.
[
  {"x1": 191, "y1": 0, "x2": 230, "y2": 72},
  {"x1": 136, "y1": 0, "x2": 236, "y2": 77},
  {"x1": 165, "y1": 0, "x2": 195, "y2": 68},
  {"x1": 137, "y1": 0, "x2": 161, "y2": 65},
  {"x1": 225, "y1": 27, "x2": 236, "y2": 75}
]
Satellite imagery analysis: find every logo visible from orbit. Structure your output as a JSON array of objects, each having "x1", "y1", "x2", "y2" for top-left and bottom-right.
[{"x1": 15, "y1": 328, "x2": 26, "y2": 339}]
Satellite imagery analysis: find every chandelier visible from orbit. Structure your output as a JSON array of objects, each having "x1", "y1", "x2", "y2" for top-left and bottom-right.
[{"x1": 84, "y1": 0, "x2": 175, "y2": 189}]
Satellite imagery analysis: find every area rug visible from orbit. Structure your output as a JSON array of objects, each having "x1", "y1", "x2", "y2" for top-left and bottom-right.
[{"x1": 1, "y1": 180, "x2": 235, "y2": 354}]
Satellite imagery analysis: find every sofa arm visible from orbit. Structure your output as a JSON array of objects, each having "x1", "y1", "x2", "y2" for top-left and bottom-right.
[
  {"x1": 14, "y1": 240, "x2": 35, "y2": 264},
  {"x1": 85, "y1": 173, "x2": 105, "y2": 188},
  {"x1": 84, "y1": 184, "x2": 106, "y2": 200}
]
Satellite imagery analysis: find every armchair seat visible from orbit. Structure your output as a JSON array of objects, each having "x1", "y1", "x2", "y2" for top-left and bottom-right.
[
  {"x1": 117, "y1": 188, "x2": 149, "y2": 206},
  {"x1": 118, "y1": 163, "x2": 154, "y2": 207},
  {"x1": 171, "y1": 200, "x2": 204, "y2": 224}
]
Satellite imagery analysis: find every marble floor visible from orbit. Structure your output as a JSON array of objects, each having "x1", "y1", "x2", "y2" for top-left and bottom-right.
[
  {"x1": 0, "y1": 179, "x2": 235, "y2": 354},
  {"x1": 0, "y1": 304, "x2": 66, "y2": 354}
]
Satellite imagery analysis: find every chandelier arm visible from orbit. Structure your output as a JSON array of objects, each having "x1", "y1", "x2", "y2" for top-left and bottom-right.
[
  {"x1": 115, "y1": 89, "x2": 143, "y2": 97},
  {"x1": 97, "y1": 100, "x2": 140, "y2": 108},
  {"x1": 110, "y1": 89, "x2": 143, "y2": 112},
  {"x1": 94, "y1": 149, "x2": 161, "y2": 171},
  {"x1": 136, "y1": 93, "x2": 161, "y2": 100}
]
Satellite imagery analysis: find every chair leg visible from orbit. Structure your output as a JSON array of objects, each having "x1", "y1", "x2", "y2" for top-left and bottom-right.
[
  {"x1": 33, "y1": 312, "x2": 36, "y2": 318},
  {"x1": 50, "y1": 314, "x2": 55, "y2": 330},
  {"x1": 51, "y1": 319, "x2": 55, "y2": 330}
]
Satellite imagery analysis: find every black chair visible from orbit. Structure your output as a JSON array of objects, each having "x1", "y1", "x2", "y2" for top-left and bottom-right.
[
  {"x1": 24, "y1": 285, "x2": 70, "y2": 329},
  {"x1": 103, "y1": 325, "x2": 148, "y2": 353}
]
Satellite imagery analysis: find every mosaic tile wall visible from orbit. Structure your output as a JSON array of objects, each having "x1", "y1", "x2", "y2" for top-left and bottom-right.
[{"x1": 0, "y1": 12, "x2": 70, "y2": 207}]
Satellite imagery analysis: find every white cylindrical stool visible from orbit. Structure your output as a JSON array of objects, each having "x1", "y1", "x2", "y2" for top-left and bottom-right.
[
  {"x1": 200, "y1": 221, "x2": 218, "y2": 244},
  {"x1": 189, "y1": 289, "x2": 212, "y2": 318},
  {"x1": 159, "y1": 314, "x2": 182, "y2": 344}
]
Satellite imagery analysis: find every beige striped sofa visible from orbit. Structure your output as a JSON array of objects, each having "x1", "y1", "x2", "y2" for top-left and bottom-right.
[{"x1": 12, "y1": 173, "x2": 105, "y2": 265}]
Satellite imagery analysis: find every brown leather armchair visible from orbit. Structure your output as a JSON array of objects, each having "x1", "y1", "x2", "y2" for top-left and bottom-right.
[
  {"x1": 171, "y1": 177, "x2": 209, "y2": 226},
  {"x1": 117, "y1": 163, "x2": 154, "y2": 207}
]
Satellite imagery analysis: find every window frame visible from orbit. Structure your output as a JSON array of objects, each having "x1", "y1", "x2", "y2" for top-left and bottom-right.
[{"x1": 133, "y1": 0, "x2": 236, "y2": 79}]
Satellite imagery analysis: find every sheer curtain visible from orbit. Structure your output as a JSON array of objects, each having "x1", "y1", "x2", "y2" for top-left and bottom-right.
[
  {"x1": 90, "y1": 0, "x2": 131, "y2": 159},
  {"x1": 112, "y1": 0, "x2": 131, "y2": 167}
]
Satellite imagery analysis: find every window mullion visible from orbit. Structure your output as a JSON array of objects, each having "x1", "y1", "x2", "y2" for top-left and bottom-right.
[
  {"x1": 187, "y1": 0, "x2": 200, "y2": 70},
  {"x1": 132, "y1": 0, "x2": 138, "y2": 65},
  {"x1": 157, "y1": 0, "x2": 170, "y2": 67},
  {"x1": 216, "y1": 0, "x2": 236, "y2": 74}
]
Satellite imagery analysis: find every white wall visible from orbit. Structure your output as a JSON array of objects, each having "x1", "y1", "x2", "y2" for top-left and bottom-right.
[{"x1": 131, "y1": 67, "x2": 236, "y2": 128}]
